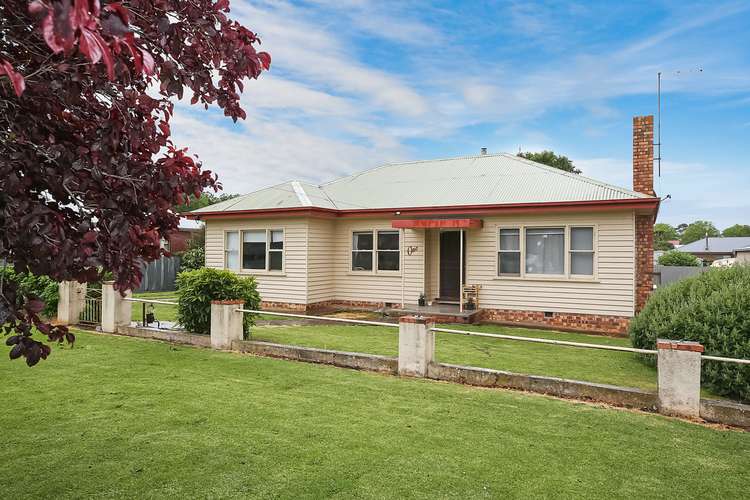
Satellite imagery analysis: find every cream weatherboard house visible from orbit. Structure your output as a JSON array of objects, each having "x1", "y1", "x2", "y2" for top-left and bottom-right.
[{"x1": 188, "y1": 116, "x2": 659, "y2": 334}]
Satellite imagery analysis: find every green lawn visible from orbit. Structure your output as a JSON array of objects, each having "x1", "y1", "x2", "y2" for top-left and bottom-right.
[
  {"x1": 250, "y1": 322, "x2": 662, "y2": 390},
  {"x1": 1, "y1": 330, "x2": 747, "y2": 499}
]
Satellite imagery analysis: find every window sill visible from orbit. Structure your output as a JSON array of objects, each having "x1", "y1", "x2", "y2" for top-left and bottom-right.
[
  {"x1": 235, "y1": 270, "x2": 287, "y2": 277},
  {"x1": 494, "y1": 275, "x2": 599, "y2": 283},
  {"x1": 347, "y1": 271, "x2": 402, "y2": 277}
]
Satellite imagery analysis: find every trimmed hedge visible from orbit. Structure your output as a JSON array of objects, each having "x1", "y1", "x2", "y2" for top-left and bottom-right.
[
  {"x1": 629, "y1": 265, "x2": 750, "y2": 402},
  {"x1": 175, "y1": 268, "x2": 260, "y2": 336},
  {"x1": 657, "y1": 250, "x2": 701, "y2": 267},
  {"x1": 0, "y1": 266, "x2": 59, "y2": 318}
]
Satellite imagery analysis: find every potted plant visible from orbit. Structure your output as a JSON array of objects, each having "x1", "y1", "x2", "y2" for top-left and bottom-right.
[
  {"x1": 465, "y1": 297, "x2": 476, "y2": 311},
  {"x1": 418, "y1": 293, "x2": 426, "y2": 306}
]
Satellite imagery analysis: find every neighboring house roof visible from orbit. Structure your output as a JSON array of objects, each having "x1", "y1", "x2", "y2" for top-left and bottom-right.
[
  {"x1": 677, "y1": 237, "x2": 750, "y2": 254},
  {"x1": 178, "y1": 217, "x2": 203, "y2": 231},
  {"x1": 189, "y1": 153, "x2": 657, "y2": 217}
]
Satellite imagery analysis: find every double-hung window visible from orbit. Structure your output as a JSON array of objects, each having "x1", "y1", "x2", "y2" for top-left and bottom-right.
[
  {"x1": 498, "y1": 228, "x2": 521, "y2": 275},
  {"x1": 569, "y1": 227, "x2": 594, "y2": 276},
  {"x1": 352, "y1": 231, "x2": 374, "y2": 271},
  {"x1": 242, "y1": 230, "x2": 267, "y2": 270},
  {"x1": 525, "y1": 227, "x2": 565, "y2": 275},
  {"x1": 352, "y1": 230, "x2": 401, "y2": 272},
  {"x1": 268, "y1": 230, "x2": 284, "y2": 271},
  {"x1": 225, "y1": 231, "x2": 240, "y2": 270},
  {"x1": 225, "y1": 229, "x2": 284, "y2": 272},
  {"x1": 377, "y1": 231, "x2": 400, "y2": 271}
]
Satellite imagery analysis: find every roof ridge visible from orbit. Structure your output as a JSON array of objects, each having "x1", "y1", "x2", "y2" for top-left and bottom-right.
[{"x1": 507, "y1": 153, "x2": 651, "y2": 199}]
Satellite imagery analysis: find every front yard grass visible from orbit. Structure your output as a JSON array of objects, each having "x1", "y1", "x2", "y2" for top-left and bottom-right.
[
  {"x1": 1, "y1": 330, "x2": 748, "y2": 499},
  {"x1": 250, "y1": 323, "x2": 660, "y2": 390}
]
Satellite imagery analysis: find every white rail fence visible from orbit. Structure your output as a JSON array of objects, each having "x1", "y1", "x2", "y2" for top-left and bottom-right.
[{"x1": 61, "y1": 282, "x2": 748, "y2": 421}]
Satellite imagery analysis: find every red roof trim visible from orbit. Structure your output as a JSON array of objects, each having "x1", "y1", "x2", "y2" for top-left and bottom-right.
[
  {"x1": 392, "y1": 219, "x2": 483, "y2": 229},
  {"x1": 185, "y1": 197, "x2": 659, "y2": 220}
]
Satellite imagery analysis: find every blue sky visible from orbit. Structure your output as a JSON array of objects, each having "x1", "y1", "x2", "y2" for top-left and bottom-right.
[{"x1": 171, "y1": 0, "x2": 750, "y2": 229}]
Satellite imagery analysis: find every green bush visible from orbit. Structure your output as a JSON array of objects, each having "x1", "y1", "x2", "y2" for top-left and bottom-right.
[
  {"x1": 657, "y1": 250, "x2": 701, "y2": 267},
  {"x1": 179, "y1": 247, "x2": 205, "y2": 272},
  {"x1": 0, "y1": 265, "x2": 59, "y2": 318},
  {"x1": 175, "y1": 268, "x2": 260, "y2": 336},
  {"x1": 629, "y1": 265, "x2": 750, "y2": 402}
]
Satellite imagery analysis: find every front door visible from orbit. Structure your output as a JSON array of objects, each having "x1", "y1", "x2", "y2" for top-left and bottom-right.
[{"x1": 439, "y1": 231, "x2": 465, "y2": 301}]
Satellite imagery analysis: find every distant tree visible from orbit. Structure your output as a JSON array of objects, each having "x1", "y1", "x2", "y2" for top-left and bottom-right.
[
  {"x1": 658, "y1": 250, "x2": 701, "y2": 267},
  {"x1": 654, "y1": 223, "x2": 678, "y2": 251},
  {"x1": 175, "y1": 192, "x2": 240, "y2": 213},
  {"x1": 723, "y1": 224, "x2": 750, "y2": 237},
  {"x1": 680, "y1": 221, "x2": 720, "y2": 245},
  {"x1": 675, "y1": 223, "x2": 689, "y2": 236},
  {"x1": 517, "y1": 151, "x2": 581, "y2": 174}
]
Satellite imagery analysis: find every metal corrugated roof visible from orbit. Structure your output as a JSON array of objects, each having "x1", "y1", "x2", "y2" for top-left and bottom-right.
[
  {"x1": 678, "y1": 237, "x2": 750, "y2": 254},
  {"x1": 191, "y1": 153, "x2": 652, "y2": 214}
]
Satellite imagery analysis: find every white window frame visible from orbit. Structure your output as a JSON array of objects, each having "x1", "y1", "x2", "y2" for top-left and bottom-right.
[
  {"x1": 224, "y1": 230, "x2": 240, "y2": 271},
  {"x1": 495, "y1": 224, "x2": 598, "y2": 281},
  {"x1": 497, "y1": 226, "x2": 522, "y2": 277},
  {"x1": 568, "y1": 225, "x2": 596, "y2": 279},
  {"x1": 350, "y1": 229, "x2": 402, "y2": 275},
  {"x1": 223, "y1": 228, "x2": 285, "y2": 274}
]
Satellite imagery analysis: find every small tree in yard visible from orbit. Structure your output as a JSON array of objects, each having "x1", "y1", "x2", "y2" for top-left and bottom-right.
[
  {"x1": 657, "y1": 250, "x2": 702, "y2": 267},
  {"x1": 1, "y1": 1, "x2": 269, "y2": 365}
]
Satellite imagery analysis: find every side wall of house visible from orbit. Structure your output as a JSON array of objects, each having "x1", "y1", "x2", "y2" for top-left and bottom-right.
[
  {"x1": 306, "y1": 218, "x2": 336, "y2": 304},
  {"x1": 204, "y1": 217, "x2": 308, "y2": 307}
]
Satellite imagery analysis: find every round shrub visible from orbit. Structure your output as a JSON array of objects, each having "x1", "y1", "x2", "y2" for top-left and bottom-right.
[
  {"x1": 657, "y1": 250, "x2": 701, "y2": 267},
  {"x1": 629, "y1": 265, "x2": 750, "y2": 402},
  {"x1": 175, "y1": 268, "x2": 260, "y2": 336},
  {"x1": 180, "y1": 246, "x2": 205, "y2": 272}
]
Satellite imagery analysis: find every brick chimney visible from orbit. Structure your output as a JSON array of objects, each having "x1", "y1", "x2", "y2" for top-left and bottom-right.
[
  {"x1": 633, "y1": 115, "x2": 655, "y2": 196},
  {"x1": 632, "y1": 115, "x2": 656, "y2": 314}
]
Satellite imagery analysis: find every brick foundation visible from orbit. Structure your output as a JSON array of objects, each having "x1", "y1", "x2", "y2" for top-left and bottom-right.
[
  {"x1": 479, "y1": 308, "x2": 630, "y2": 336},
  {"x1": 260, "y1": 301, "x2": 307, "y2": 312}
]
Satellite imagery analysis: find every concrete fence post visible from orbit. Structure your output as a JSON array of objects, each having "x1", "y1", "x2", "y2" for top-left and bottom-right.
[
  {"x1": 398, "y1": 316, "x2": 435, "y2": 377},
  {"x1": 101, "y1": 282, "x2": 131, "y2": 333},
  {"x1": 657, "y1": 339, "x2": 704, "y2": 418},
  {"x1": 210, "y1": 300, "x2": 245, "y2": 349},
  {"x1": 56, "y1": 281, "x2": 87, "y2": 325}
]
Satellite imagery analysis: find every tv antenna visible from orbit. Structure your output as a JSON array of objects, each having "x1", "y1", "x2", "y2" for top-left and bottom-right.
[{"x1": 656, "y1": 67, "x2": 703, "y2": 178}]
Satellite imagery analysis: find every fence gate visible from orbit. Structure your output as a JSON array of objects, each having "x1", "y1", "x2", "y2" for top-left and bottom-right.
[{"x1": 79, "y1": 288, "x2": 102, "y2": 326}]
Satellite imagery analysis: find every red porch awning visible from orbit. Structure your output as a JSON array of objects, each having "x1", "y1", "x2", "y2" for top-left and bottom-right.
[{"x1": 391, "y1": 218, "x2": 483, "y2": 229}]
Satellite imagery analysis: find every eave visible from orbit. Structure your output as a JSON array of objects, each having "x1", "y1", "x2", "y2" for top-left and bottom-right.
[{"x1": 184, "y1": 197, "x2": 660, "y2": 221}]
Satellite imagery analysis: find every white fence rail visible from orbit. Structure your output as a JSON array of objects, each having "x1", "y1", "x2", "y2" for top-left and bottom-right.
[
  {"x1": 124, "y1": 298, "x2": 178, "y2": 306},
  {"x1": 236, "y1": 308, "x2": 398, "y2": 328},
  {"x1": 430, "y1": 326, "x2": 658, "y2": 355}
]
